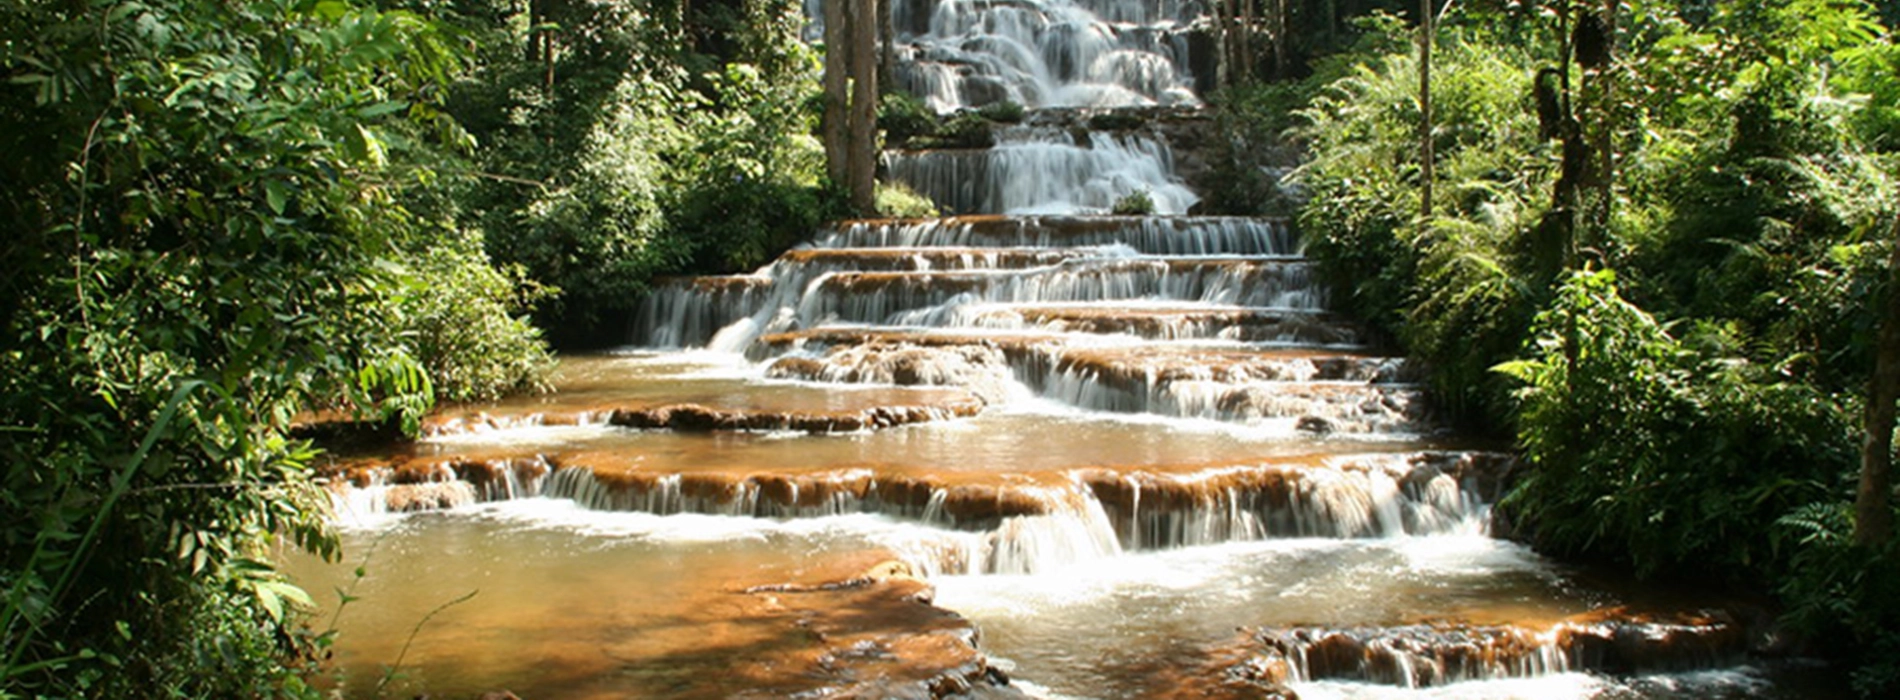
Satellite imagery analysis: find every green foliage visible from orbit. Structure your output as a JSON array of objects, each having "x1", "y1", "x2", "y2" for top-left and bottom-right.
[
  {"x1": 453, "y1": 0, "x2": 828, "y2": 345},
  {"x1": 875, "y1": 181, "x2": 941, "y2": 219},
  {"x1": 1087, "y1": 111, "x2": 1146, "y2": 131},
  {"x1": 669, "y1": 60, "x2": 831, "y2": 274},
  {"x1": 1285, "y1": 5, "x2": 1900, "y2": 686},
  {"x1": 879, "y1": 91, "x2": 939, "y2": 145},
  {"x1": 1775, "y1": 502, "x2": 1900, "y2": 696},
  {"x1": 1291, "y1": 21, "x2": 1551, "y2": 426},
  {"x1": 1496, "y1": 270, "x2": 1850, "y2": 576},
  {"x1": 1203, "y1": 81, "x2": 1311, "y2": 216},
  {"x1": 977, "y1": 100, "x2": 1026, "y2": 124},
  {"x1": 877, "y1": 91, "x2": 1010, "y2": 150},
  {"x1": 0, "y1": 0, "x2": 538, "y2": 694},
  {"x1": 1110, "y1": 190, "x2": 1156, "y2": 216},
  {"x1": 390, "y1": 232, "x2": 556, "y2": 404}
]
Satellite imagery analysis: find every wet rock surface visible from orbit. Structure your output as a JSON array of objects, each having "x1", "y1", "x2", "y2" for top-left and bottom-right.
[
  {"x1": 734, "y1": 553, "x2": 1027, "y2": 699},
  {"x1": 1196, "y1": 608, "x2": 1748, "y2": 689}
]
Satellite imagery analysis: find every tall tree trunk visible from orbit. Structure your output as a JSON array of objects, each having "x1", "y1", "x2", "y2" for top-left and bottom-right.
[
  {"x1": 880, "y1": 0, "x2": 897, "y2": 89},
  {"x1": 1238, "y1": 0, "x2": 1254, "y2": 84},
  {"x1": 1587, "y1": 0, "x2": 1618, "y2": 244},
  {"x1": 1858, "y1": 213, "x2": 1900, "y2": 548},
  {"x1": 1419, "y1": 0, "x2": 1434, "y2": 220},
  {"x1": 847, "y1": 0, "x2": 879, "y2": 213},
  {"x1": 821, "y1": 0, "x2": 849, "y2": 188},
  {"x1": 1215, "y1": 0, "x2": 1232, "y2": 90},
  {"x1": 1270, "y1": 0, "x2": 1288, "y2": 80},
  {"x1": 1325, "y1": 0, "x2": 1339, "y2": 50}
]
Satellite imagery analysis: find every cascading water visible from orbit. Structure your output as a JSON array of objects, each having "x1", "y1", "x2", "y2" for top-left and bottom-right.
[
  {"x1": 288, "y1": 2, "x2": 1814, "y2": 698},
  {"x1": 888, "y1": 0, "x2": 1203, "y2": 111},
  {"x1": 884, "y1": 127, "x2": 1201, "y2": 215}
]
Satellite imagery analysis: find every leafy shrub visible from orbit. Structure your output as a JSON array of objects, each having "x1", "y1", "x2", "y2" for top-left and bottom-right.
[
  {"x1": 1110, "y1": 190, "x2": 1156, "y2": 215},
  {"x1": 876, "y1": 181, "x2": 941, "y2": 219},
  {"x1": 1291, "y1": 23, "x2": 1550, "y2": 427},
  {"x1": 934, "y1": 112, "x2": 998, "y2": 148},
  {"x1": 393, "y1": 233, "x2": 555, "y2": 403},
  {"x1": 1088, "y1": 111, "x2": 1146, "y2": 131},
  {"x1": 880, "y1": 91, "x2": 939, "y2": 146},
  {"x1": 460, "y1": 1, "x2": 826, "y2": 345},
  {"x1": 1496, "y1": 270, "x2": 1850, "y2": 576},
  {"x1": 0, "y1": 0, "x2": 471, "y2": 694},
  {"x1": 977, "y1": 100, "x2": 1026, "y2": 124}
]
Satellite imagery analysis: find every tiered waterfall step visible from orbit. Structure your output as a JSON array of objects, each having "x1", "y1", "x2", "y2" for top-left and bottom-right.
[
  {"x1": 794, "y1": 256, "x2": 1322, "y2": 323},
  {"x1": 754, "y1": 330, "x2": 1429, "y2": 433},
  {"x1": 327, "y1": 445, "x2": 1509, "y2": 558},
  {"x1": 407, "y1": 355, "x2": 987, "y2": 437},
  {"x1": 814, "y1": 216, "x2": 1296, "y2": 255}
]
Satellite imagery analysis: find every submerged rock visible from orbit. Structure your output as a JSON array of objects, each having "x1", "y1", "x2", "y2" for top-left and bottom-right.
[{"x1": 739, "y1": 552, "x2": 1029, "y2": 699}]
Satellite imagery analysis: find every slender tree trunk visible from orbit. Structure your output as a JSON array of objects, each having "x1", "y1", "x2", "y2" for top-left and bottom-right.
[
  {"x1": 1325, "y1": 0, "x2": 1339, "y2": 50},
  {"x1": 821, "y1": 0, "x2": 849, "y2": 188},
  {"x1": 847, "y1": 0, "x2": 879, "y2": 213},
  {"x1": 1858, "y1": 213, "x2": 1900, "y2": 548},
  {"x1": 1239, "y1": 0, "x2": 1254, "y2": 84},
  {"x1": 880, "y1": 0, "x2": 897, "y2": 89},
  {"x1": 1588, "y1": 0, "x2": 1618, "y2": 242},
  {"x1": 1215, "y1": 0, "x2": 1232, "y2": 90},
  {"x1": 1419, "y1": 0, "x2": 1434, "y2": 220},
  {"x1": 1270, "y1": 0, "x2": 1287, "y2": 80}
]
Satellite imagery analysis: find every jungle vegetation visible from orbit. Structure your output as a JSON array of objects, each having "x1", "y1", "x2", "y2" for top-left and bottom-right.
[
  {"x1": 4, "y1": 0, "x2": 1900, "y2": 696},
  {"x1": 1276, "y1": 1, "x2": 1900, "y2": 692}
]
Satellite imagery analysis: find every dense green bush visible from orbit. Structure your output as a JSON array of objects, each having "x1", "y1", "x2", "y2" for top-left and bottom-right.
[
  {"x1": 877, "y1": 90, "x2": 1011, "y2": 150},
  {"x1": 1288, "y1": 4, "x2": 1900, "y2": 690},
  {"x1": 392, "y1": 232, "x2": 556, "y2": 404},
  {"x1": 879, "y1": 91, "x2": 940, "y2": 146},
  {"x1": 1291, "y1": 19, "x2": 1550, "y2": 427},
  {"x1": 452, "y1": 0, "x2": 826, "y2": 346},
  {"x1": 977, "y1": 100, "x2": 1026, "y2": 124},
  {"x1": 1111, "y1": 190, "x2": 1157, "y2": 215},
  {"x1": 0, "y1": 0, "x2": 531, "y2": 694},
  {"x1": 876, "y1": 182, "x2": 941, "y2": 219},
  {"x1": 1497, "y1": 270, "x2": 1852, "y2": 575}
]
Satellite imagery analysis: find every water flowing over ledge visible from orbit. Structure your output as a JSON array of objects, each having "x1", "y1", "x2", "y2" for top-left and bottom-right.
[{"x1": 326, "y1": 450, "x2": 1509, "y2": 573}]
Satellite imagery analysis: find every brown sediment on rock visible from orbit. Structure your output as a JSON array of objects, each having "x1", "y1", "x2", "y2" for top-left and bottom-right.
[
  {"x1": 1076, "y1": 452, "x2": 1513, "y2": 542},
  {"x1": 378, "y1": 481, "x2": 478, "y2": 513},
  {"x1": 814, "y1": 257, "x2": 1304, "y2": 290},
  {"x1": 608, "y1": 397, "x2": 985, "y2": 434},
  {"x1": 1178, "y1": 607, "x2": 1747, "y2": 691},
  {"x1": 415, "y1": 388, "x2": 986, "y2": 438},
  {"x1": 831, "y1": 214, "x2": 1271, "y2": 237},
  {"x1": 328, "y1": 448, "x2": 1510, "y2": 526},
  {"x1": 650, "y1": 274, "x2": 775, "y2": 294},
  {"x1": 1050, "y1": 345, "x2": 1417, "y2": 387},
  {"x1": 549, "y1": 465, "x2": 1055, "y2": 526},
  {"x1": 815, "y1": 270, "x2": 993, "y2": 298},
  {"x1": 821, "y1": 215, "x2": 1295, "y2": 258},
  {"x1": 731, "y1": 550, "x2": 1027, "y2": 699},
  {"x1": 777, "y1": 247, "x2": 1086, "y2": 271},
  {"x1": 972, "y1": 305, "x2": 1363, "y2": 344},
  {"x1": 759, "y1": 327, "x2": 1069, "y2": 354},
  {"x1": 419, "y1": 409, "x2": 603, "y2": 437},
  {"x1": 326, "y1": 454, "x2": 555, "y2": 490},
  {"x1": 320, "y1": 454, "x2": 558, "y2": 514},
  {"x1": 764, "y1": 342, "x2": 1016, "y2": 404}
]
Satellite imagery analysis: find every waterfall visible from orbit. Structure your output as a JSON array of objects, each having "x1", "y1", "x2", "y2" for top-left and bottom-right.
[
  {"x1": 885, "y1": 129, "x2": 1201, "y2": 215},
  {"x1": 327, "y1": 452, "x2": 1506, "y2": 571},
  {"x1": 886, "y1": 0, "x2": 1204, "y2": 111}
]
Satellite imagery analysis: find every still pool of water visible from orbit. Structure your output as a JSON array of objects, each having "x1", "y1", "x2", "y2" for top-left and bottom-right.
[{"x1": 284, "y1": 499, "x2": 963, "y2": 699}]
